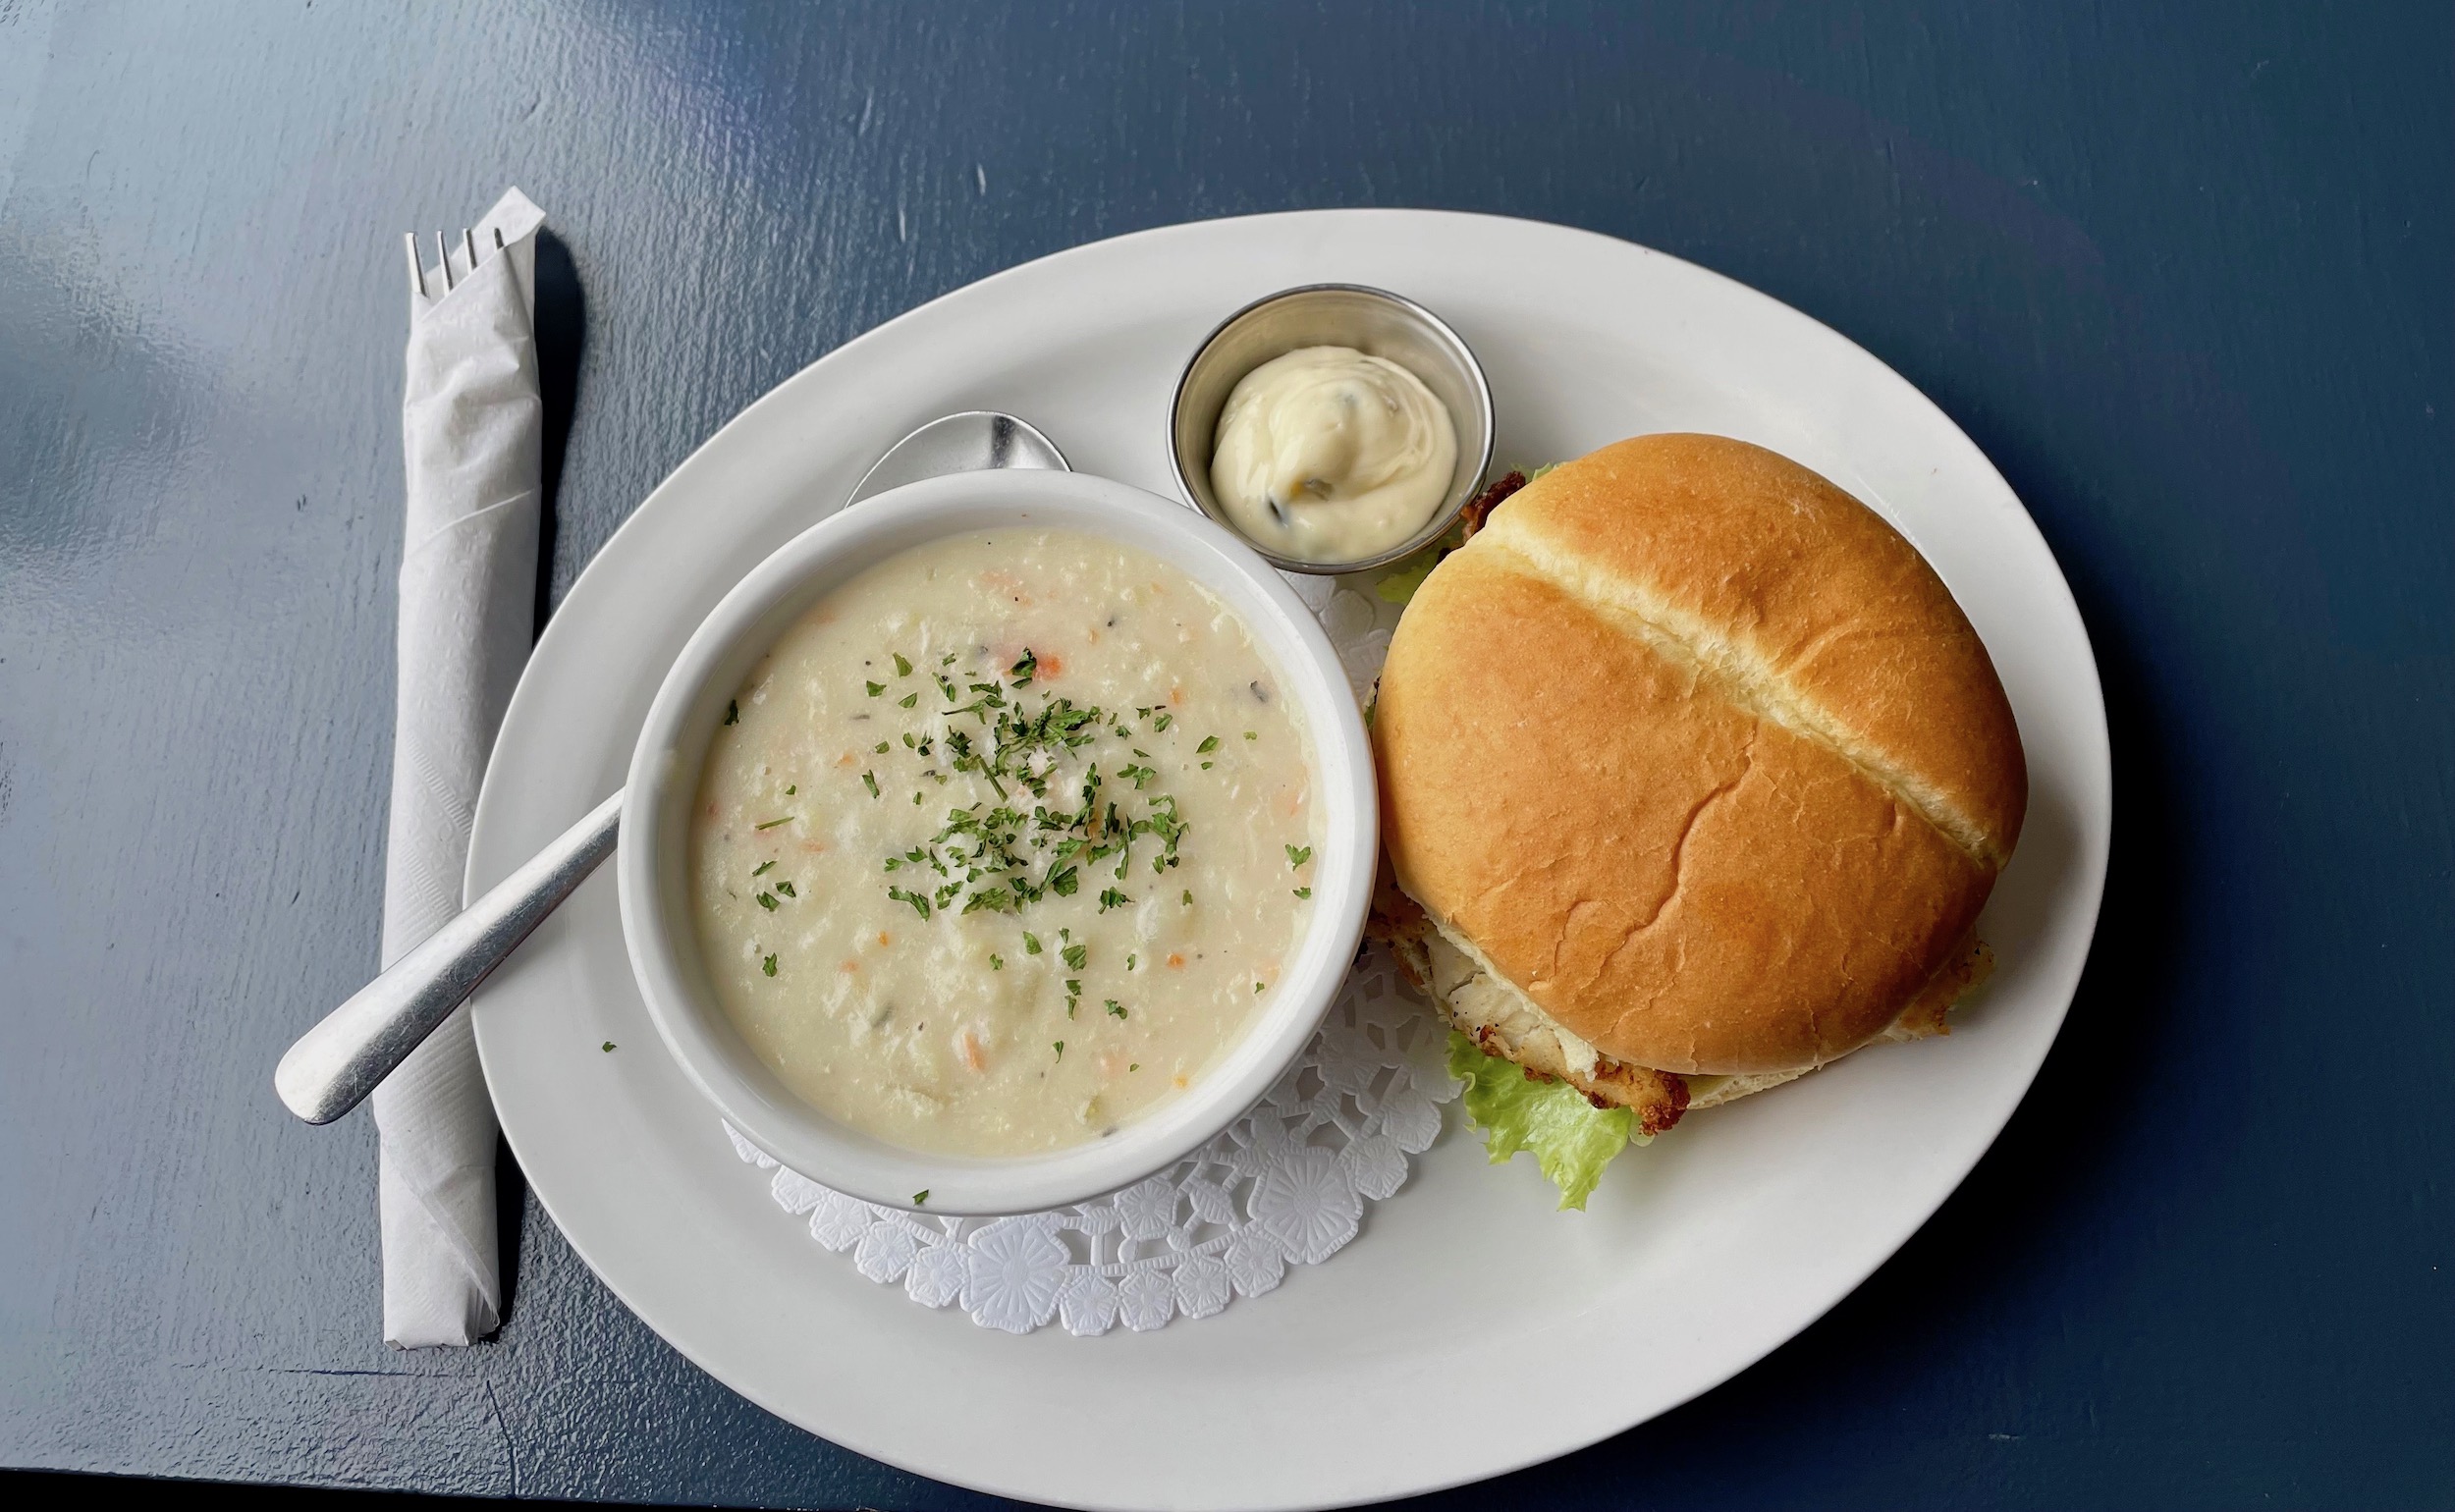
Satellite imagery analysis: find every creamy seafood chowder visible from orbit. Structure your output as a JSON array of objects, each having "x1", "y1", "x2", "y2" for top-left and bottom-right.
[{"x1": 689, "y1": 529, "x2": 1323, "y2": 1158}]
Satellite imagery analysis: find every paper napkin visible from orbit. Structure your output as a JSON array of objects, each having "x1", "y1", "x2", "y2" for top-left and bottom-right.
[{"x1": 373, "y1": 188, "x2": 546, "y2": 1347}]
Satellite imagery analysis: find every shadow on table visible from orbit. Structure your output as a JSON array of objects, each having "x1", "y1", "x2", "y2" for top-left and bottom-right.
[
  {"x1": 493, "y1": 227, "x2": 586, "y2": 1330},
  {"x1": 3, "y1": 1469, "x2": 601, "y2": 1506},
  {"x1": 530, "y1": 228, "x2": 585, "y2": 641}
]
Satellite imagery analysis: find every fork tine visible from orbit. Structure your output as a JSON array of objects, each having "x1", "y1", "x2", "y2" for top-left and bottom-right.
[{"x1": 409, "y1": 223, "x2": 507, "y2": 300}]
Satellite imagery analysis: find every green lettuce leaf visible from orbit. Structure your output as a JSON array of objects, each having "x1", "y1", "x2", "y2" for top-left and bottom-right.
[
  {"x1": 1373, "y1": 463, "x2": 1564, "y2": 607},
  {"x1": 1447, "y1": 1030, "x2": 1639, "y2": 1211},
  {"x1": 1373, "y1": 545, "x2": 1442, "y2": 606}
]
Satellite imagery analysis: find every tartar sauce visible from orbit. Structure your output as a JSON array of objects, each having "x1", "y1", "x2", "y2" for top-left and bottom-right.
[{"x1": 1209, "y1": 346, "x2": 1457, "y2": 564}]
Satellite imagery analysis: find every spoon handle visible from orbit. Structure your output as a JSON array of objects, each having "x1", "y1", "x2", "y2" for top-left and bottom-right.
[{"x1": 275, "y1": 788, "x2": 626, "y2": 1124}]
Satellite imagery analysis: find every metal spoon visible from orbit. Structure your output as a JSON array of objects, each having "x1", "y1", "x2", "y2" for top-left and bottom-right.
[
  {"x1": 846, "y1": 410, "x2": 1064, "y2": 504},
  {"x1": 274, "y1": 412, "x2": 1071, "y2": 1124}
]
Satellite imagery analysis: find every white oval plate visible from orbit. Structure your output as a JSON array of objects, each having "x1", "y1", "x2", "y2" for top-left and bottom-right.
[{"x1": 467, "y1": 210, "x2": 2110, "y2": 1511}]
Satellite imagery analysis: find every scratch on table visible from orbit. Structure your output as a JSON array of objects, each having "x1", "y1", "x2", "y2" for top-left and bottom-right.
[{"x1": 481, "y1": 1377, "x2": 519, "y2": 1496}]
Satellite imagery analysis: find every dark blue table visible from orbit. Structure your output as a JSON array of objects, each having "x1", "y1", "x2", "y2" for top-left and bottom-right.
[{"x1": 3, "y1": 2, "x2": 2447, "y2": 1506}]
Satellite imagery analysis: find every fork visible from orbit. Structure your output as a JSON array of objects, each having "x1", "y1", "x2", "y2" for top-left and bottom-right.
[{"x1": 403, "y1": 225, "x2": 506, "y2": 297}]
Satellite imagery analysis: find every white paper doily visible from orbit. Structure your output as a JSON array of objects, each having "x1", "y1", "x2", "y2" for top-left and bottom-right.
[
  {"x1": 723, "y1": 581, "x2": 1458, "y2": 1335},
  {"x1": 726, "y1": 947, "x2": 1454, "y2": 1334}
]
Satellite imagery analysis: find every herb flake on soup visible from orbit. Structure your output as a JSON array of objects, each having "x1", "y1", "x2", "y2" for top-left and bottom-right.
[{"x1": 689, "y1": 529, "x2": 1322, "y2": 1157}]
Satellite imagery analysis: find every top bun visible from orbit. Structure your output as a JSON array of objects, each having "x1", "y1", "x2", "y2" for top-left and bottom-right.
[{"x1": 1373, "y1": 434, "x2": 2027, "y2": 1075}]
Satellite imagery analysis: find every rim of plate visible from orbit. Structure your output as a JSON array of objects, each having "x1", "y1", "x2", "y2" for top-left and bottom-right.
[{"x1": 465, "y1": 207, "x2": 2110, "y2": 1512}]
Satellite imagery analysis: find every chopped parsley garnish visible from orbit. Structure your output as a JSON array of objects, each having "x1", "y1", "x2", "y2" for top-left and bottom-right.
[
  {"x1": 874, "y1": 740, "x2": 890, "y2": 754},
  {"x1": 1129, "y1": 1063, "x2": 1139, "y2": 1072},
  {"x1": 751, "y1": 860, "x2": 775, "y2": 877},
  {"x1": 785, "y1": 784, "x2": 796, "y2": 795},
  {"x1": 755, "y1": 891, "x2": 779, "y2": 910},
  {"x1": 723, "y1": 700, "x2": 738, "y2": 726},
  {"x1": 1244, "y1": 730, "x2": 1257, "y2": 741},
  {"x1": 860, "y1": 673, "x2": 1203, "y2": 932},
  {"x1": 912, "y1": 1189, "x2": 928, "y2": 1205},
  {"x1": 894, "y1": 653, "x2": 912, "y2": 677},
  {"x1": 1254, "y1": 981, "x2": 1266, "y2": 994},
  {"x1": 1053, "y1": 1041, "x2": 1064, "y2": 1059},
  {"x1": 1152, "y1": 713, "x2": 1173, "y2": 732},
  {"x1": 1062, "y1": 943, "x2": 1088, "y2": 971},
  {"x1": 989, "y1": 953, "x2": 1003, "y2": 970},
  {"x1": 865, "y1": 680, "x2": 886, "y2": 696},
  {"x1": 776, "y1": 881, "x2": 796, "y2": 897},
  {"x1": 761, "y1": 953, "x2": 778, "y2": 977},
  {"x1": 959, "y1": 886, "x2": 1013, "y2": 915},
  {"x1": 1106, "y1": 999, "x2": 1127, "y2": 1019},
  {"x1": 1181, "y1": 890, "x2": 1192, "y2": 905},
  {"x1": 1196, "y1": 735, "x2": 1219, "y2": 753},
  {"x1": 862, "y1": 772, "x2": 880, "y2": 798},
  {"x1": 1125, "y1": 953, "x2": 1137, "y2": 972},
  {"x1": 899, "y1": 691, "x2": 919, "y2": 708},
  {"x1": 1285, "y1": 844, "x2": 1312, "y2": 868},
  {"x1": 888, "y1": 887, "x2": 932, "y2": 919},
  {"x1": 601, "y1": 1041, "x2": 616, "y2": 1053},
  {"x1": 1023, "y1": 932, "x2": 1043, "y2": 955},
  {"x1": 755, "y1": 816, "x2": 794, "y2": 831}
]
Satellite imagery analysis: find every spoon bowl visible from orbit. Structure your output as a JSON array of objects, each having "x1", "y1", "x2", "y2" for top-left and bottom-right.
[{"x1": 849, "y1": 411, "x2": 1067, "y2": 506}]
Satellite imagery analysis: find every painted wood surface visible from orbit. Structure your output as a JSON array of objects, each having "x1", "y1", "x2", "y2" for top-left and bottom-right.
[{"x1": 0, "y1": 1, "x2": 2447, "y2": 1505}]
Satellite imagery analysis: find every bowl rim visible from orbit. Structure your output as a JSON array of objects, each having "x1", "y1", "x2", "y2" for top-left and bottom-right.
[
  {"x1": 1167, "y1": 281, "x2": 1497, "y2": 574},
  {"x1": 616, "y1": 468, "x2": 1377, "y2": 1215}
]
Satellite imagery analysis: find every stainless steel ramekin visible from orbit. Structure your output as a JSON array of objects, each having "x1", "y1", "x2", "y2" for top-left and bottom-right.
[{"x1": 1168, "y1": 284, "x2": 1495, "y2": 575}]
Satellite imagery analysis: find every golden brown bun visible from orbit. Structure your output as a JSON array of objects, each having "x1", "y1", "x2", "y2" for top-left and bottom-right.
[{"x1": 1373, "y1": 434, "x2": 2026, "y2": 1075}]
